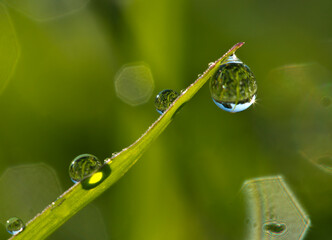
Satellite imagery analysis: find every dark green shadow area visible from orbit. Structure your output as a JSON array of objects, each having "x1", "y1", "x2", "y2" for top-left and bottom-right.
[
  {"x1": 81, "y1": 164, "x2": 112, "y2": 190},
  {"x1": 173, "y1": 101, "x2": 187, "y2": 119}
]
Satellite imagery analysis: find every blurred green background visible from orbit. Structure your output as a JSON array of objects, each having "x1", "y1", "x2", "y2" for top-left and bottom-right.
[{"x1": 0, "y1": 0, "x2": 332, "y2": 239}]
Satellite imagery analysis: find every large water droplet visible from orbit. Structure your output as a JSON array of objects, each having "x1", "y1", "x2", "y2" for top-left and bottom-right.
[
  {"x1": 154, "y1": 89, "x2": 179, "y2": 114},
  {"x1": 6, "y1": 217, "x2": 25, "y2": 235},
  {"x1": 209, "y1": 55, "x2": 257, "y2": 113},
  {"x1": 263, "y1": 222, "x2": 287, "y2": 235},
  {"x1": 69, "y1": 154, "x2": 102, "y2": 183}
]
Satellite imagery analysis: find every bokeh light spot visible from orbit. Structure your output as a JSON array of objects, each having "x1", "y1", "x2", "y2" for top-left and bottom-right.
[
  {"x1": 0, "y1": 163, "x2": 62, "y2": 224},
  {"x1": 0, "y1": 3, "x2": 19, "y2": 96},
  {"x1": 242, "y1": 176, "x2": 310, "y2": 240},
  {"x1": 115, "y1": 63, "x2": 154, "y2": 106},
  {"x1": 51, "y1": 204, "x2": 109, "y2": 240}
]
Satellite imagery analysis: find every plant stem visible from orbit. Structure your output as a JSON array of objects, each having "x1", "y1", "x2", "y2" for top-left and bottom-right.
[{"x1": 10, "y1": 42, "x2": 244, "y2": 240}]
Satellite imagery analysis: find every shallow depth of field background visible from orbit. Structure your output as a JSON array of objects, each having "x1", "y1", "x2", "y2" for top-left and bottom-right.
[{"x1": 0, "y1": 0, "x2": 331, "y2": 239}]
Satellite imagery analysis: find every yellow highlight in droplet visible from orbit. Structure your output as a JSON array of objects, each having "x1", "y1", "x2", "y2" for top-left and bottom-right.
[{"x1": 88, "y1": 172, "x2": 103, "y2": 184}]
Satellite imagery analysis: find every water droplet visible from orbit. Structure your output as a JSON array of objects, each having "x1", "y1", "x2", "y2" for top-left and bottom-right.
[
  {"x1": 197, "y1": 74, "x2": 202, "y2": 77},
  {"x1": 51, "y1": 197, "x2": 66, "y2": 210},
  {"x1": 111, "y1": 152, "x2": 119, "y2": 157},
  {"x1": 6, "y1": 217, "x2": 25, "y2": 235},
  {"x1": 69, "y1": 154, "x2": 102, "y2": 183},
  {"x1": 209, "y1": 55, "x2": 257, "y2": 112},
  {"x1": 263, "y1": 222, "x2": 287, "y2": 235},
  {"x1": 154, "y1": 89, "x2": 179, "y2": 114}
]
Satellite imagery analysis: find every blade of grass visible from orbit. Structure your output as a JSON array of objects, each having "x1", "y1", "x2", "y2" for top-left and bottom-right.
[{"x1": 10, "y1": 42, "x2": 244, "y2": 240}]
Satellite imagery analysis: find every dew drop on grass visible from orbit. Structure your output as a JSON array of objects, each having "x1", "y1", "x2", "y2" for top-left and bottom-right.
[
  {"x1": 263, "y1": 222, "x2": 287, "y2": 235},
  {"x1": 69, "y1": 154, "x2": 102, "y2": 183},
  {"x1": 209, "y1": 54, "x2": 257, "y2": 113},
  {"x1": 6, "y1": 217, "x2": 25, "y2": 235},
  {"x1": 51, "y1": 197, "x2": 66, "y2": 210},
  {"x1": 154, "y1": 89, "x2": 179, "y2": 114}
]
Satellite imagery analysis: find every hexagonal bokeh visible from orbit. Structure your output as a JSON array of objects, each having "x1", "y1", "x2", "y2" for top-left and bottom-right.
[
  {"x1": 3, "y1": 0, "x2": 89, "y2": 21},
  {"x1": 242, "y1": 176, "x2": 310, "y2": 240},
  {"x1": 0, "y1": 3, "x2": 19, "y2": 96},
  {"x1": 115, "y1": 63, "x2": 154, "y2": 106},
  {"x1": 0, "y1": 163, "x2": 62, "y2": 224},
  {"x1": 50, "y1": 204, "x2": 109, "y2": 240},
  {"x1": 0, "y1": 163, "x2": 109, "y2": 239},
  {"x1": 291, "y1": 81, "x2": 332, "y2": 174}
]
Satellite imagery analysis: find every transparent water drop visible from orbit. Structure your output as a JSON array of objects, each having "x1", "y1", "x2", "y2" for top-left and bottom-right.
[
  {"x1": 208, "y1": 62, "x2": 214, "y2": 66},
  {"x1": 111, "y1": 152, "x2": 119, "y2": 157},
  {"x1": 51, "y1": 197, "x2": 66, "y2": 210},
  {"x1": 209, "y1": 55, "x2": 257, "y2": 113},
  {"x1": 69, "y1": 154, "x2": 102, "y2": 183},
  {"x1": 154, "y1": 89, "x2": 179, "y2": 114},
  {"x1": 197, "y1": 74, "x2": 202, "y2": 77},
  {"x1": 263, "y1": 221, "x2": 287, "y2": 235},
  {"x1": 6, "y1": 217, "x2": 25, "y2": 235}
]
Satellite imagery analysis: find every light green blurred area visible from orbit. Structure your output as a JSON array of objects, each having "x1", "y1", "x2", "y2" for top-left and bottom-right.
[{"x1": 0, "y1": 0, "x2": 332, "y2": 239}]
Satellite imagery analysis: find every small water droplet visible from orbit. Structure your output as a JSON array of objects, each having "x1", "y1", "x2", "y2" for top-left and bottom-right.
[
  {"x1": 154, "y1": 89, "x2": 179, "y2": 114},
  {"x1": 69, "y1": 154, "x2": 102, "y2": 183},
  {"x1": 208, "y1": 62, "x2": 214, "y2": 66},
  {"x1": 111, "y1": 152, "x2": 119, "y2": 157},
  {"x1": 197, "y1": 74, "x2": 202, "y2": 77},
  {"x1": 209, "y1": 55, "x2": 257, "y2": 113},
  {"x1": 6, "y1": 217, "x2": 25, "y2": 235},
  {"x1": 51, "y1": 197, "x2": 66, "y2": 210},
  {"x1": 263, "y1": 222, "x2": 287, "y2": 235}
]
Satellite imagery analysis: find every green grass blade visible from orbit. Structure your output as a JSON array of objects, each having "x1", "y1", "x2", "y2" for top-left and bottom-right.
[{"x1": 10, "y1": 42, "x2": 244, "y2": 240}]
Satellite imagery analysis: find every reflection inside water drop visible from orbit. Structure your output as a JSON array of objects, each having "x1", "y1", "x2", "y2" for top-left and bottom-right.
[
  {"x1": 212, "y1": 95, "x2": 256, "y2": 113},
  {"x1": 154, "y1": 89, "x2": 179, "y2": 114},
  {"x1": 263, "y1": 221, "x2": 287, "y2": 235},
  {"x1": 69, "y1": 154, "x2": 102, "y2": 183},
  {"x1": 209, "y1": 55, "x2": 257, "y2": 113},
  {"x1": 6, "y1": 217, "x2": 25, "y2": 235}
]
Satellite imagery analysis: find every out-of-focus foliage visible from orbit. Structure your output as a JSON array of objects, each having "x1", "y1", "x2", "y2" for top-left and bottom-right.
[{"x1": 0, "y1": 0, "x2": 331, "y2": 239}]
